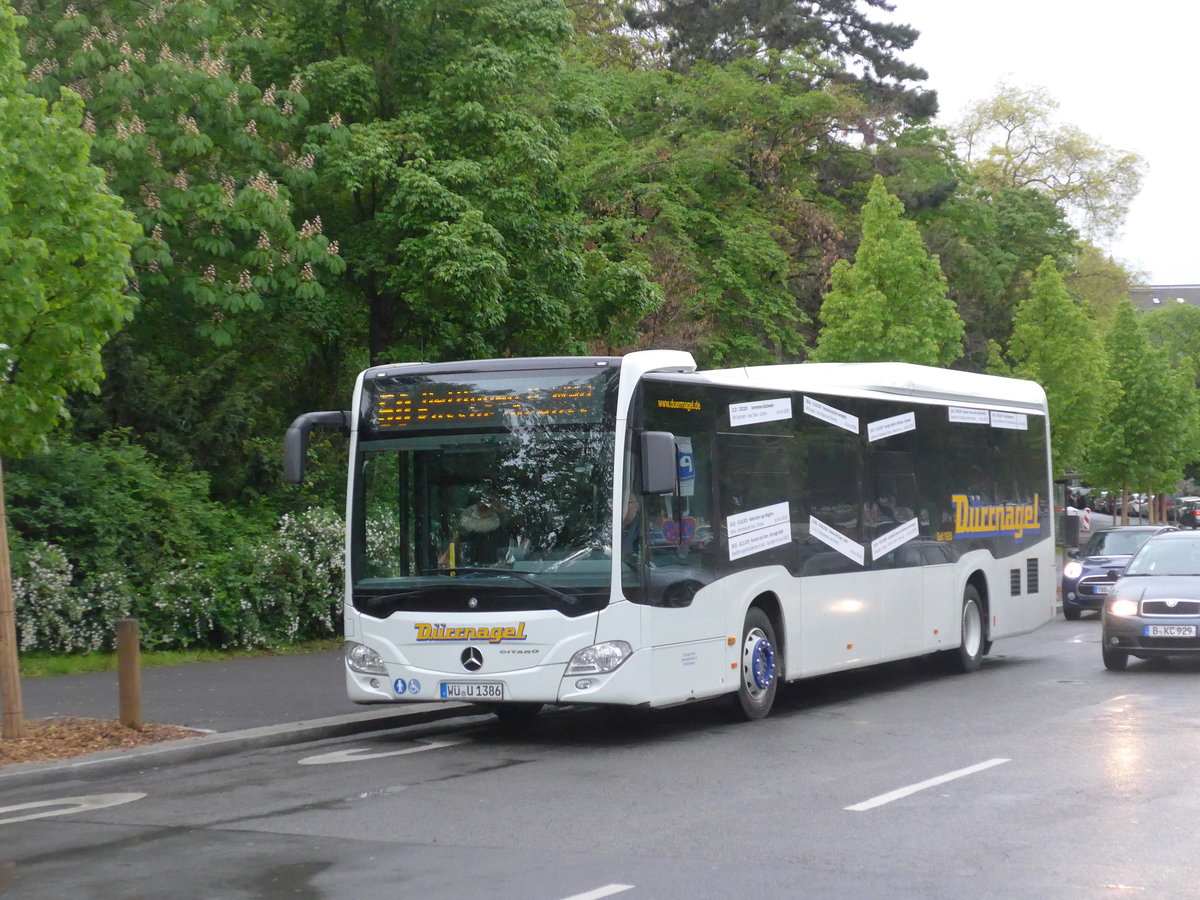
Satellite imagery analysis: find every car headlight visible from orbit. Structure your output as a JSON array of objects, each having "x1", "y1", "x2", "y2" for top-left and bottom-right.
[
  {"x1": 346, "y1": 641, "x2": 388, "y2": 675},
  {"x1": 1063, "y1": 561, "x2": 1083, "y2": 580},
  {"x1": 1108, "y1": 598, "x2": 1139, "y2": 617},
  {"x1": 566, "y1": 641, "x2": 633, "y2": 675}
]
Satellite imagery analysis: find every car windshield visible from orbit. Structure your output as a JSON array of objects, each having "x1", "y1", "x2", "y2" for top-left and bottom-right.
[
  {"x1": 1125, "y1": 539, "x2": 1200, "y2": 577},
  {"x1": 1085, "y1": 530, "x2": 1157, "y2": 557}
]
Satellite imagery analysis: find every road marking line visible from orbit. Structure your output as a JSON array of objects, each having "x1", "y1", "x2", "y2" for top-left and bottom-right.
[
  {"x1": 845, "y1": 758, "x2": 1011, "y2": 811},
  {"x1": 561, "y1": 885, "x2": 634, "y2": 900},
  {"x1": 298, "y1": 738, "x2": 466, "y2": 765},
  {"x1": 0, "y1": 793, "x2": 146, "y2": 826}
]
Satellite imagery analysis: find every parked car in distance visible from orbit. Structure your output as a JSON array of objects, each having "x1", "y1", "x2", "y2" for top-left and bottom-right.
[
  {"x1": 1177, "y1": 496, "x2": 1200, "y2": 529},
  {"x1": 1063, "y1": 525, "x2": 1179, "y2": 620},
  {"x1": 1101, "y1": 530, "x2": 1200, "y2": 670}
]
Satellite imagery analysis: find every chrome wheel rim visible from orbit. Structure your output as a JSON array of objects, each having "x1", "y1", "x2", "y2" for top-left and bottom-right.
[
  {"x1": 962, "y1": 599, "x2": 982, "y2": 658},
  {"x1": 742, "y1": 627, "x2": 776, "y2": 701}
]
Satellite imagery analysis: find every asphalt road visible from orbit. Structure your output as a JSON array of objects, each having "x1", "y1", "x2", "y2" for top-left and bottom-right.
[{"x1": 4, "y1": 610, "x2": 1198, "y2": 899}]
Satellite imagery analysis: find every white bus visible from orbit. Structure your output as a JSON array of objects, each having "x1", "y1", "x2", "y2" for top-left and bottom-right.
[{"x1": 285, "y1": 350, "x2": 1055, "y2": 720}]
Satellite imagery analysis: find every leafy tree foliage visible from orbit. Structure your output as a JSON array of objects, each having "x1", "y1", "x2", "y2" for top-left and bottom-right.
[
  {"x1": 919, "y1": 185, "x2": 1077, "y2": 368},
  {"x1": 0, "y1": 3, "x2": 138, "y2": 458},
  {"x1": 624, "y1": 0, "x2": 936, "y2": 118},
  {"x1": 954, "y1": 83, "x2": 1144, "y2": 239},
  {"x1": 1004, "y1": 257, "x2": 1110, "y2": 476},
  {"x1": 566, "y1": 55, "x2": 861, "y2": 362},
  {"x1": 811, "y1": 176, "x2": 963, "y2": 365},
  {"x1": 280, "y1": 0, "x2": 656, "y2": 363},
  {"x1": 15, "y1": 0, "x2": 349, "y2": 498},
  {"x1": 1086, "y1": 301, "x2": 1194, "y2": 508},
  {"x1": 0, "y1": 0, "x2": 138, "y2": 737},
  {"x1": 1064, "y1": 243, "x2": 1137, "y2": 327}
]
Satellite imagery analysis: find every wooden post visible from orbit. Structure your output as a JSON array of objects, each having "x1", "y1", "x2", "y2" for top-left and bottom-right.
[
  {"x1": 0, "y1": 457, "x2": 23, "y2": 740},
  {"x1": 117, "y1": 618, "x2": 143, "y2": 729}
]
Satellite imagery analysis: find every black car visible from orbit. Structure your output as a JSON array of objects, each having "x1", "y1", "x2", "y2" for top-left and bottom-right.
[
  {"x1": 1062, "y1": 525, "x2": 1177, "y2": 620},
  {"x1": 1177, "y1": 497, "x2": 1200, "y2": 528},
  {"x1": 1101, "y1": 530, "x2": 1200, "y2": 670}
]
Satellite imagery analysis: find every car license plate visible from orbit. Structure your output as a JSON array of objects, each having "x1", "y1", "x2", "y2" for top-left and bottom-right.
[
  {"x1": 1094, "y1": 584, "x2": 1111, "y2": 594},
  {"x1": 440, "y1": 681, "x2": 505, "y2": 700},
  {"x1": 1145, "y1": 624, "x2": 1197, "y2": 638}
]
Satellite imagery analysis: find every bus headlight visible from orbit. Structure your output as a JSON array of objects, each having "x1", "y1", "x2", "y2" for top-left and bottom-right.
[
  {"x1": 566, "y1": 641, "x2": 632, "y2": 675},
  {"x1": 346, "y1": 641, "x2": 387, "y2": 675},
  {"x1": 1108, "y1": 598, "x2": 1139, "y2": 617}
]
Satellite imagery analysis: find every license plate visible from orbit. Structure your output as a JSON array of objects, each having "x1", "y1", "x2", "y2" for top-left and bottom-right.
[
  {"x1": 1094, "y1": 584, "x2": 1111, "y2": 594},
  {"x1": 1145, "y1": 624, "x2": 1197, "y2": 637},
  {"x1": 440, "y1": 681, "x2": 505, "y2": 700}
]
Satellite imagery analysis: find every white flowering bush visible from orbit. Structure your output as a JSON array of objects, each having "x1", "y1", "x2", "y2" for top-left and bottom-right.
[
  {"x1": 249, "y1": 506, "x2": 345, "y2": 645},
  {"x1": 12, "y1": 507, "x2": 345, "y2": 653},
  {"x1": 13, "y1": 542, "x2": 133, "y2": 653}
]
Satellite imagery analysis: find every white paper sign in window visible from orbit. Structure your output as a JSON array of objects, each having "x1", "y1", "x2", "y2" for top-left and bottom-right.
[
  {"x1": 990, "y1": 411, "x2": 1028, "y2": 430},
  {"x1": 809, "y1": 515, "x2": 865, "y2": 566},
  {"x1": 803, "y1": 396, "x2": 859, "y2": 434},
  {"x1": 867, "y1": 412, "x2": 916, "y2": 442},
  {"x1": 870, "y1": 517, "x2": 920, "y2": 561},
  {"x1": 727, "y1": 502, "x2": 792, "y2": 561},
  {"x1": 729, "y1": 397, "x2": 792, "y2": 427},
  {"x1": 948, "y1": 406, "x2": 990, "y2": 424}
]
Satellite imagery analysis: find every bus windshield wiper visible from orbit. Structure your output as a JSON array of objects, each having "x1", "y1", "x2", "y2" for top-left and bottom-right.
[{"x1": 425, "y1": 567, "x2": 579, "y2": 606}]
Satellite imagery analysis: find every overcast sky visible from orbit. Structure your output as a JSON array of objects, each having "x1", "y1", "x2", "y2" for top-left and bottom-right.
[{"x1": 886, "y1": 0, "x2": 1196, "y2": 285}]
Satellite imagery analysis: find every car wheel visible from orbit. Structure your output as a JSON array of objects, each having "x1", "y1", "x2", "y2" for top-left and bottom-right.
[
  {"x1": 945, "y1": 585, "x2": 984, "y2": 674},
  {"x1": 1063, "y1": 604, "x2": 1082, "y2": 621},
  {"x1": 1102, "y1": 645, "x2": 1128, "y2": 671},
  {"x1": 736, "y1": 607, "x2": 779, "y2": 720}
]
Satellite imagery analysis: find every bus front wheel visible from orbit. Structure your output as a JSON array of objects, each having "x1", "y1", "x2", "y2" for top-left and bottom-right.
[
  {"x1": 945, "y1": 585, "x2": 984, "y2": 674},
  {"x1": 736, "y1": 607, "x2": 779, "y2": 720}
]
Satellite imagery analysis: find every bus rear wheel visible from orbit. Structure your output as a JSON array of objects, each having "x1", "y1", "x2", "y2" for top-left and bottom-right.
[
  {"x1": 945, "y1": 585, "x2": 984, "y2": 674},
  {"x1": 736, "y1": 607, "x2": 779, "y2": 720}
]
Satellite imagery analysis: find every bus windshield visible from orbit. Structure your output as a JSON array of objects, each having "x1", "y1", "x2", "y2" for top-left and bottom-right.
[{"x1": 351, "y1": 367, "x2": 619, "y2": 615}]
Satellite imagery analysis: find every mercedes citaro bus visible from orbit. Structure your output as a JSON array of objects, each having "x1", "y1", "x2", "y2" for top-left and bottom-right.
[{"x1": 285, "y1": 351, "x2": 1054, "y2": 720}]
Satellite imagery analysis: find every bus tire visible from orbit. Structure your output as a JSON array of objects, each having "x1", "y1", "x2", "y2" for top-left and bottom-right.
[
  {"x1": 945, "y1": 585, "x2": 984, "y2": 674},
  {"x1": 736, "y1": 607, "x2": 779, "y2": 720}
]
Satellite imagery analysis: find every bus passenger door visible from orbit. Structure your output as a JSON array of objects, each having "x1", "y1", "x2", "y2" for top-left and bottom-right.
[{"x1": 634, "y1": 434, "x2": 727, "y2": 702}]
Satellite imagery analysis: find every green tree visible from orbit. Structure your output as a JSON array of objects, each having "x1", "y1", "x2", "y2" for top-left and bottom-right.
[
  {"x1": 919, "y1": 185, "x2": 1077, "y2": 368},
  {"x1": 1005, "y1": 257, "x2": 1110, "y2": 476},
  {"x1": 811, "y1": 175, "x2": 963, "y2": 365},
  {"x1": 0, "y1": 0, "x2": 139, "y2": 738},
  {"x1": 1064, "y1": 244, "x2": 1137, "y2": 327},
  {"x1": 17, "y1": 0, "x2": 348, "y2": 500},
  {"x1": 624, "y1": 0, "x2": 936, "y2": 118},
  {"x1": 284, "y1": 0, "x2": 656, "y2": 364},
  {"x1": 955, "y1": 83, "x2": 1144, "y2": 239},
  {"x1": 1087, "y1": 301, "x2": 1194, "y2": 519},
  {"x1": 566, "y1": 55, "x2": 858, "y2": 363}
]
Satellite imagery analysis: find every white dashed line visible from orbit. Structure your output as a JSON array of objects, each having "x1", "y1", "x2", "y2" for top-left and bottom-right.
[
  {"x1": 560, "y1": 885, "x2": 635, "y2": 900},
  {"x1": 845, "y1": 758, "x2": 1011, "y2": 811}
]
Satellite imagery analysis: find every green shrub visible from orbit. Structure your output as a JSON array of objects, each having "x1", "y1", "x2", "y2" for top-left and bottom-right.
[{"x1": 8, "y1": 433, "x2": 345, "y2": 653}]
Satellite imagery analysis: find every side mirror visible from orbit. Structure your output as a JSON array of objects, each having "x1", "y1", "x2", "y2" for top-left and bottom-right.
[
  {"x1": 284, "y1": 410, "x2": 350, "y2": 483},
  {"x1": 1066, "y1": 548, "x2": 1080, "y2": 560},
  {"x1": 640, "y1": 431, "x2": 677, "y2": 495}
]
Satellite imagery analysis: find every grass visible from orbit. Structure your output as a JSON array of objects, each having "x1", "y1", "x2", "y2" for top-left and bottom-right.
[{"x1": 18, "y1": 638, "x2": 343, "y2": 678}]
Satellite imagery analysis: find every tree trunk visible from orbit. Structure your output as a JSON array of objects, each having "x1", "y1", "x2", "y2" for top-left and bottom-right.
[{"x1": 0, "y1": 458, "x2": 24, "y2": 740}]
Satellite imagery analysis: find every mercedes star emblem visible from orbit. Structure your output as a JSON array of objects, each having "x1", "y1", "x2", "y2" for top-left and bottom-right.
[{"x1": 461, "y1": 646, "x2": 484, "y2": 671}]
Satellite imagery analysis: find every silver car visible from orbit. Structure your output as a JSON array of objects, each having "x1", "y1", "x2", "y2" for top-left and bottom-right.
[{"x1": 1101, "y1": 531, "x2": 1200, "y2": 670}]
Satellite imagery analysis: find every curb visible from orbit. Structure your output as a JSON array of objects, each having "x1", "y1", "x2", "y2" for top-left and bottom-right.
[{"x1": 0, "y1": 702, "x2": 479, "y2": 791}]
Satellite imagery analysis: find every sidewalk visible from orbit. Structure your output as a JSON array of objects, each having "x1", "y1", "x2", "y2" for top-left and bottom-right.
[{"x1": 3, "y1": 649, "x2": 475, "y2": 790}]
